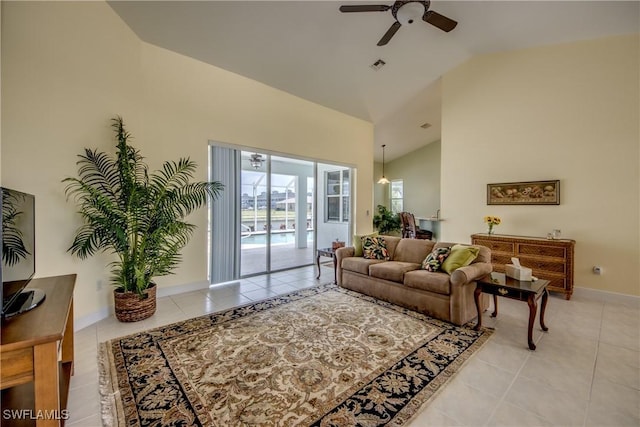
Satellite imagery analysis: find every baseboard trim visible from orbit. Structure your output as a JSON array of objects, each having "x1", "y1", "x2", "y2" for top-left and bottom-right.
[
  {"x1": 74, "y1": 280, "x2": 212, "y2": 331},
  {"x1": 156, "y1": 280, "x2": 211, "y2": 298},
  {"x1": 573, "y1": 286, "x2": 640, "y2": 308},
  {"x1": 75, "y1": 306, "x2": 111, "y2": 331}
]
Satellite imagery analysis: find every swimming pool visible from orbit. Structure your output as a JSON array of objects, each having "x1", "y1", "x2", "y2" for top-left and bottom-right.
[{"x1": 241, "y1": 230, "x2": 313, "y2": 248}]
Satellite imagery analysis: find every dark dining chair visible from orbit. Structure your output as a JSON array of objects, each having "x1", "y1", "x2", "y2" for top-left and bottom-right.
[{"x1": 399, "y1": 212, "x2": 433, "y2": 240}]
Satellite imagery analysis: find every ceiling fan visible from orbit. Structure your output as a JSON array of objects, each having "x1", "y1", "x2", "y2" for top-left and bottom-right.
[
  {"x1": 339, "y1": 0, "x2": 457, "y2": 46},
  {"x1": 248, "y1": 153, "x2": 265, "y2": 169}
]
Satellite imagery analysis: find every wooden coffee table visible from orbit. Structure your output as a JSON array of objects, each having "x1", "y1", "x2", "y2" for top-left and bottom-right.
[{"x1": 474, "y1": 272, "x2": 550, "y2": 350}]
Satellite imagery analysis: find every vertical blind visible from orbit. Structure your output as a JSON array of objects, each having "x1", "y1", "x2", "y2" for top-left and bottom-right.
[{"x1": 209, "y1": 145, "x2": 241, "y2": 283}]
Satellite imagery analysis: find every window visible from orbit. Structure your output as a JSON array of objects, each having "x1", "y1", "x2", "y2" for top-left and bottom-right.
[
  {"x1": 390, "y1": 180, "x2": 403, "y2": 213},
  {"x1": 326, "y1": 169, "x2": 350, "y2": 222}
]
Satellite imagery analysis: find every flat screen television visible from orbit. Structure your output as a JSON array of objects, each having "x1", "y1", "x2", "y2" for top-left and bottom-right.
[{"x1": 1, "y1": 187, "x2": 44, "y2": 318}]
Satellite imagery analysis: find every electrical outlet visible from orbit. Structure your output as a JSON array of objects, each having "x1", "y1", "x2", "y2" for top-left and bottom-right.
[
  {"x1": 593, "y1": 266, "x2": 603, "y2": 275},
  {"x1": 97, "y1": 279, "x2": 103, "y2": 290}
]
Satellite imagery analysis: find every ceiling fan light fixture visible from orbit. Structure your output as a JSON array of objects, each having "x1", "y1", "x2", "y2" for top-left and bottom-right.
[
  {"x1": 396, "y1": 2, "x2": 425, "y2": 25},
  {"x1": 340, "y1": 1, "x2": 458, "y2": 46},
  {"x1": 249, "y1": 153, "x2": 263, "y2": 169}
]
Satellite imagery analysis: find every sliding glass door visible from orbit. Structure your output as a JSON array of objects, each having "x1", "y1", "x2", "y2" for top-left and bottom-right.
[
  {"x1": 240, "y1": 153, "x2": 315, "y2": 276},
  {"x1": 210, "y1": 144, "x2": 351, "y2": 283}
]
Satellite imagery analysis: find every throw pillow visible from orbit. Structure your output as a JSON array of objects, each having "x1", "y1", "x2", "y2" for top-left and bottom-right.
[
  {"x1": 362, "y1": 236, "x2": 389, "y2": 260},
  {"x1": 353, "y1": 232, "x2": 379, "y2": 257},
  {"x1": 421, "y1": 247, "x2": 452, "y2": 272},
  {"x1": 441, "y1": 244, "x2": 480, "y2": 274}
]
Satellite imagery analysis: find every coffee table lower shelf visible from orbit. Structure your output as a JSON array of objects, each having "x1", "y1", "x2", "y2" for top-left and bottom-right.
[{"x1": 474, "y1": 272, "x2": 550, "y2": 350}]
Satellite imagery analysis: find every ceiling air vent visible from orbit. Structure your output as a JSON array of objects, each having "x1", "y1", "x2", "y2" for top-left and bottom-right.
[
  {"x1": 420, "y1": 122, "x2": 432, "y2": 129},
  {"x1": 370, "y1": 59, "x2": 386, "y2": 71}
]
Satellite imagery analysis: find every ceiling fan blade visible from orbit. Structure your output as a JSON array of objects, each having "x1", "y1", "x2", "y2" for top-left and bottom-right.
[
  {"x1": 423, "y1": 10, "x2": 458, "y2": 32},
  {"x1": 377, "y1": 21, "x2": 402, "y2": 46},
  {"x1": 339, "y1": 5, "x2": 391, "y2": 13}
]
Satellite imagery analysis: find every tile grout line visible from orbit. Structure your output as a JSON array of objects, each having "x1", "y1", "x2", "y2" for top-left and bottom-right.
[
  {"x1": 582, "y1": 302, "x2": 606, "y2": 427},
  {"x1": 482, "y1": 328, "x2": 537, "y2": 427}
]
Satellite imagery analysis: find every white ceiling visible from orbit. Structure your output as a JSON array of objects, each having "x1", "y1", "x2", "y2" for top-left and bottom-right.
[{"x1": 109, "y1": 1, "x2": 639, "y2": 161}]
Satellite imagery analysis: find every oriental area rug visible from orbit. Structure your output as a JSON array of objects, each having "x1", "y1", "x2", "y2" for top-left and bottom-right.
[{"x1": 99, "y1": 283, "x2": 492, "y2": 426}]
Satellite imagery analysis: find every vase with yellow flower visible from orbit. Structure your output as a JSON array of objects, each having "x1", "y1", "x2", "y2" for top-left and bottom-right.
[{"x1": 484, "y1": 216, "x2": 501, "y2": 234}]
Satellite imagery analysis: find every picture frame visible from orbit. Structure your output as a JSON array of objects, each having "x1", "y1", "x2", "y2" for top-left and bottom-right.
[{"x1": 487, "y1": 180, "x2": 560, "y2": 205}]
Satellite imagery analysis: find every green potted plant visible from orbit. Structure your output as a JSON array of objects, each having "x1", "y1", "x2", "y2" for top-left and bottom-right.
[
  {"x1": 64, "y1": 116, "x2": 223, "y2": 322},
  {"x1": 372, "y1": 204, "x2": 401, "y2": 235}
]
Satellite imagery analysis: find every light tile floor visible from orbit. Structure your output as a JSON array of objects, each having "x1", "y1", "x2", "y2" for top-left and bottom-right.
[{"x1": 66, "y1": 265, "x2": 640, "y2": 426}]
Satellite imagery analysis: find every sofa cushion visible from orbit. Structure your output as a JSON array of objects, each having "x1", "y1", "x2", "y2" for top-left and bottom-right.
[
  {"x1": 353, "y1": 232, "x2": 378, "y2": 257},
  {"x1": 369, "y1": 261, "x2": 421, "y2": 283},
  {"x1": 381, "y1": 236, "x2": 401, "y2": 260},
  {"x1": 441, "y1": 244, "x2": 480, "y2": 274},
  {"x1": 421, "y1": 247, "x2": 452, "y2": 272},
  {"x1": 341, "y1": 257, "x2": 386, "y2": 275},
  {"x1": 393, "y1": 238, "x2": 435, "y2": 264},
  {"x1": 362, "y1": 236, "x2": 390, "y2": 260},
  {"x1": 435, "y1": 242, "x2": 490, "y2": 264},
  {"x1": 403, "y1": 270, "x2": 451, "y2": 295}
]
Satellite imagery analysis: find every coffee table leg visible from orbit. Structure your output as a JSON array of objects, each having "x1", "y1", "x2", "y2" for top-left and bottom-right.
[
  {"x1": 527, "y1": 295, "x2": 537, "y2": 350},
  {"x1": 540, "y1": 288, "x2": 549, "y2": 332},
  {"x1": 491, "y1": 294, "x2": 498, "y2": 318},
  {"x1": 474, "y1": 285, "x2": 483, "y2": 331},
  {"x1": 316, "y1": 253, "x2": 321, "y2": 279},
  {"x1": 332, "y1": 255, "x2": 337, "y2": 284}
]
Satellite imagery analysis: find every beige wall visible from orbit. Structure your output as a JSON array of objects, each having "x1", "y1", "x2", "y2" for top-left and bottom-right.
[
  {"x1": 2, "y1": 1, "x2": 143, "y2": 324},
  {"x1": 441, "y1": 34, "x2": 639, "y2": 296},
  {"x1": 2, "y1": 1, "x2": 373, "y2": 322},
  {"x1": 385, "y1": 141, "x2": 441, "y2": 219}
]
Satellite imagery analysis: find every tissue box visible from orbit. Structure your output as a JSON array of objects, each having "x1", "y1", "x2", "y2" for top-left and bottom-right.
[{"x1": 505, "y1": 264, "x2": 532, "y2": 281}]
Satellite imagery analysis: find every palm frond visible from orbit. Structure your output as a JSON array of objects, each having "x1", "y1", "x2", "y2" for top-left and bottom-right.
[{"x1": 64, "y1": 116, "x2": 224, "y2": 295}]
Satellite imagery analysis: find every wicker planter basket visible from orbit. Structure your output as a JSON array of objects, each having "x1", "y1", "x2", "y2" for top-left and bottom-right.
[{"x1": 114, "y1": 283, "x2": 157, "y2": 322}]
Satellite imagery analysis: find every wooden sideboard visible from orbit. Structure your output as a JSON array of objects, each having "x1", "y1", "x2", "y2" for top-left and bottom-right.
[
  {"x1": 471, "y1": 234, "x2": 575, "y2": 300},
  {"x1": 1, "y1": 274, "x2": 76, "y2": 426}
]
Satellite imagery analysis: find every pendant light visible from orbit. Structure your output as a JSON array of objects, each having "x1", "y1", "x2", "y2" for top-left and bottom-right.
[{"x1": 377, "y1": 144, "x2": 390, "y2": 184}]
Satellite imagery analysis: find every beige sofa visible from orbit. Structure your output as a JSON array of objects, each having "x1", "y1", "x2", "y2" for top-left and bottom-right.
[{"x1": 335, "y1": 236, "x2": 491, "y2": 326}]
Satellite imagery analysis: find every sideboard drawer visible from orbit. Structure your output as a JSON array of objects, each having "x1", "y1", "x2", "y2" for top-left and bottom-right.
[
  {"x1": 521, "y1": 258, "x2": 566, "y2": 274},
  {"x1": 517, "y1": 244, "x2": 566, "y2": 259},
  {"x1": 542, "y1": 274, "x2": 567, "y2": 292},
  {"x1": 475, "y1": 239, "x2": 514, "y2": 254},
  {"x1": 492, "y1": 254, "x2": 513, "y2": 268}
]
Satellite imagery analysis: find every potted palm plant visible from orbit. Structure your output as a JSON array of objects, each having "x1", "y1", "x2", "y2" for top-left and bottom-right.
[
  {"x1": 64, "y1": 116, "x2": 223, "y2": 322},
  {"x1": 372, "y1": 204, "x2": 401, "y2": 235}
]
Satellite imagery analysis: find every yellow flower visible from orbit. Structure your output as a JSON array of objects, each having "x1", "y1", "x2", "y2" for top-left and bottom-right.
[{"x1": 484, "y1": 216, "x2": 501, "y2": 225}]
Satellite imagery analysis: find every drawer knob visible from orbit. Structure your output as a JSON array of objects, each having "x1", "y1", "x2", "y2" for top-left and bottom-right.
[{"x1": 498, "y1": 288, "x2": 508, "y2": 295}]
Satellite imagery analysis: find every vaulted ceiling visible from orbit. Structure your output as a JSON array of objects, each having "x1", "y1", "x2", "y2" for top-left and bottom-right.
[{"x1": 109, "y1": 1, "x2": 639, "y2": 161}]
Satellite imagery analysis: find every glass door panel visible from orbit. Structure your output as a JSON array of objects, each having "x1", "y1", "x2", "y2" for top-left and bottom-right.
[
  {"x1": 240, "y1": 151, "x2": 268, "y2": 275},
  {"x1": 269, "y1": 155, "x2": 314, "y2": 271}
]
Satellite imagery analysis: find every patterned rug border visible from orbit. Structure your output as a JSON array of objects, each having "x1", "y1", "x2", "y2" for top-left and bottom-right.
[{"x1": 99, "y1": 283, "x2": 493, "y2": 426}]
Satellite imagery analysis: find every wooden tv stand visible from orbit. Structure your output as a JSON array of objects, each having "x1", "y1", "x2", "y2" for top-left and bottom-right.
[{"x1": 1, "y1": 274, "x2": 76, "y2": 427}]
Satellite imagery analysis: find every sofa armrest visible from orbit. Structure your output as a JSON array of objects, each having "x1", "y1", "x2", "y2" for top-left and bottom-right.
[
  {"x1": 450, "y1": 262, "x2": 493, "y2": 287},
  {"x1": 335, "y1": 247, "x2": 355, "y2": 286}
]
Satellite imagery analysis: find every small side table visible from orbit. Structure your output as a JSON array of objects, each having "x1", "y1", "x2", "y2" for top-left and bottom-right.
[
  {"x1": 316, "y1": 248, "x2": 337, "y2": 284},
  {"x1": 474, "y1": 272, "x2": 550, "y2": 350}
]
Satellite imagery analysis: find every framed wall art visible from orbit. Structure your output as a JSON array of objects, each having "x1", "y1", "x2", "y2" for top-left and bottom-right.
[{"x1": 487, "y1": 180, "x2": 560, "y2": 205}]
